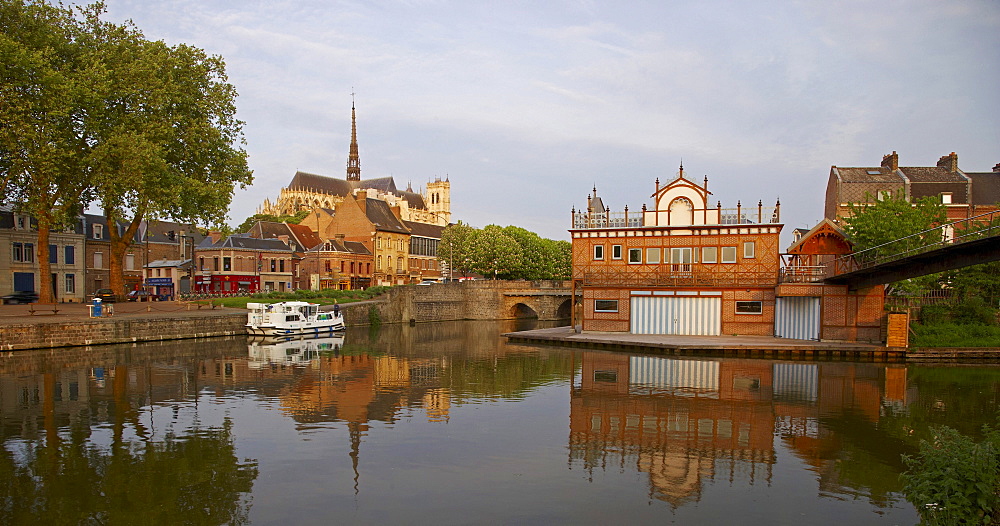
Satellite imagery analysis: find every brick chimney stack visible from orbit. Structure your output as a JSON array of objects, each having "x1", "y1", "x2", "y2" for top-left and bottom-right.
[
  {"x1": 937, "y1": 152, "x2": 959, "y2": 172},
  {"x1": 993, "y1": 163, "x2": 1000, "y2": 173},
  {"x1": 881, "y1": 151, "x2": 899, "y2": 172},
  {"x1": 335, "y1": 233, "x2": 345, "y2": 243},
  {"x1": 209, "y1": 231, "x2": 222, "y2": 243},
  {"x1": 356, "y1": 190, "x2": 367, "y2": 213}
]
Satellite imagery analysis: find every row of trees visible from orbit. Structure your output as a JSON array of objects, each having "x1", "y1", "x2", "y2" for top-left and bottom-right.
[
  {"x1": 0, "y1": 0, "x2": 252, "y2": 301},
  {"x1": 438, "y1": 222, "x2": 571, "y2": 280}
]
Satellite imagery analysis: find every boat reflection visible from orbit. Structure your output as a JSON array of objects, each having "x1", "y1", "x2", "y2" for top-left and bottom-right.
[{"x1": 247, "y1": 334, "x2": 346, "y2": 368}]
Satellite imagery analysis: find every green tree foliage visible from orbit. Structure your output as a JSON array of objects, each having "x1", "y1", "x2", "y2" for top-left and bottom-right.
[
  {"x1": 466, "y1": 224, "x2": 522, "y2": 279},
  {"x1": 844, "y1": 193, "x2": 947, "y2": 294},
  {"x1": 502, "y1": 226, "x2": 549, "y2": 279},
  {"x1": 81, "y1": 7, "x2": 252, "y2": 297},
  {"x1": 234, "y1": 210, "x2": 311, "y2": 234},
  {"x1": 844, "y1": 193, "x2": 947, "y2": 255},
  {"x1": 0, "y1": 0, "x2": 94, "y2": 302},
  {"x1": 438, "y1": 221, "x2": 475, "y2": 278},
  {"x1": 0, "y1": 1, "x2": 252, "y2": 300}
]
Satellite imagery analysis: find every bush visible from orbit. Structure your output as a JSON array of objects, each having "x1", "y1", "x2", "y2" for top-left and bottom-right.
[
  {"x1": 954, "y1": 297, "x2": 998, "y2": 326},
  {"x1": 901, "y1": 425, "x2": 1000, "y2": 525},
  {"x1": 920, "y1": 304, "x2": 951, "y2": 325}
]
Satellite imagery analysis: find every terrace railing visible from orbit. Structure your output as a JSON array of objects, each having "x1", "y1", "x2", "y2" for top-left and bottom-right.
[{"x1": 582, "y1": 269, "x2": 778, "y2": 288}]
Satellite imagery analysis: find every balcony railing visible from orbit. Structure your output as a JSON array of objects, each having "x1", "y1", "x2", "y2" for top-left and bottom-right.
[
  {"x1": 582, "y1": 269, "x2": 778, "y2": 288},
  {"x1": 572, "y1": 204, "x2": 780, "y2": 230},
  {"x1": 779, "y1": 266, "x2": 828, "y2": 283}
]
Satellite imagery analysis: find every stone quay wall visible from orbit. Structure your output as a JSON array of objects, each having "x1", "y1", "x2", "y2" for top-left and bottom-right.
[
  {"x1": 346, "y1": 280, "x2": 573, "y2": 326},
  {"x1": 1, "y1": 313, "x2": 246, "y2": 351}
]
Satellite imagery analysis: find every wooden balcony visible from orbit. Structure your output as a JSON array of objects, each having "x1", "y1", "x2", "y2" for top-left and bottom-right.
[{"x1": 581, "y1": 269, "x2": 778, "y2": 288}]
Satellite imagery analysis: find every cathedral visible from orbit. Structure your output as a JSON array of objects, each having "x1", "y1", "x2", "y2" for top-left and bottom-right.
[{"x1": 258, "y1": 102, "x2": 451, "y2": 227}]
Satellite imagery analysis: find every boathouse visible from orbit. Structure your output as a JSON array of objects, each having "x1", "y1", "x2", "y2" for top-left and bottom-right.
[{"x1": 570, "y1": 166, "x2": 884, "y2": 343}]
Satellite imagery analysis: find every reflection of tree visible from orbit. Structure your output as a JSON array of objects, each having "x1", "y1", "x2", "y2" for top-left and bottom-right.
[{"x1": 0, "y1": 419, "x2": 257, "y2": 524}]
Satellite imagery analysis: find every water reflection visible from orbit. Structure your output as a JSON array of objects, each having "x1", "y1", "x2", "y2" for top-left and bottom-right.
[
  {"x1": 569, "y1": 351, "x2": 915, "y2": 509},
  {"x1": 1, "y1": 322, "x2": 998, "y2": 523}
]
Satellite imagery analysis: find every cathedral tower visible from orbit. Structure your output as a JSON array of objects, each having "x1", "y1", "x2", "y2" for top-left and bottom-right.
[
  {"x1": 346, "y1": 101, "x2": 361, "y2": 181},
  {"x1": 426, "y1": 176, "x2": 451, "y2": 225}
]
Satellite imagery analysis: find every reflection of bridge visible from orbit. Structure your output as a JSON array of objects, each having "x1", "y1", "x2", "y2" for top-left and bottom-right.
[{"x1": 791, "y1": 211, "x2": 1000, "y2": 290}]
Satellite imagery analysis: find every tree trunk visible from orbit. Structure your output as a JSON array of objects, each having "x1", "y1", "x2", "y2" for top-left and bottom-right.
[
  {"x1": 106, "y1": 208, "x2": 144, "y2": 301},
  {"x1": 36, "y1": 218, "x2": 54, "y2": 304}
]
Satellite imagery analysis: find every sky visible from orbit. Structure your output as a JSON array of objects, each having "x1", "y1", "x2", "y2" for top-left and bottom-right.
[{"x1": 94, "y1": 0, "x2": 999, "y2": 243}]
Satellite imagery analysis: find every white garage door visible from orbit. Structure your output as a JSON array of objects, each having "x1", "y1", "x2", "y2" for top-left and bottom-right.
[
  {"x1": 630, "y1": 296, "x2": 721, "y2": 335},
  {"x1": 775, "y1": 297, "x2": 821, "y2": 340}
]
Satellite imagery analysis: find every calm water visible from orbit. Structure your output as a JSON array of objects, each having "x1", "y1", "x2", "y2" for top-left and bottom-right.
[{"x1": 3, "y1": 320, "x2": 1000, "y2": 524}]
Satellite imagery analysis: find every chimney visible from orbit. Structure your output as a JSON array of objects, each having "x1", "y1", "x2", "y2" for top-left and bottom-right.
[
  {"x1": 993, "y1": 163, "x2": 1000, "y2": 173},
  {"x1": 937, "y1": 152, "x2": 958, "y2": 172},
  {"x1": 356, "y1": 190, "x2": 367, "y2": 213},
  {"x1": 881, "y1": 151, "x2": 899, "y2": 172},
  {"x1": 209, "y1": 231, "x2": 222, "y2": 243},
  {"x1": 278, "y1": 234, "x2": 290, "y2": 246},
  {"x1": 335, "y1": 233, "x2": 345, "y2": 244},
  {"x1": 390, "y1": 205, "x2": 402, "y2": 219}
]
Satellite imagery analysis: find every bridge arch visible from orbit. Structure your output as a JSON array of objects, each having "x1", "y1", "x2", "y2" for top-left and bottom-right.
[
  {"x1": 556, "y1": 299, "x2": 572, "y2": 319},
  {"x1": 510, "y1": 302, "x2": 538, "y2": 319}
]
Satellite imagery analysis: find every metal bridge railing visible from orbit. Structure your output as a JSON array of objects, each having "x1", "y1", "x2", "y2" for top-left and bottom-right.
[{"x1": 829, "y1": 210, "x2": 1000, "y2": 276}]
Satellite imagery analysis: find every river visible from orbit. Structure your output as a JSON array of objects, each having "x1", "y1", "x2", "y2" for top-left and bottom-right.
[{"x1": 3, "y1": 319, "x2": 997, "y2": 524}]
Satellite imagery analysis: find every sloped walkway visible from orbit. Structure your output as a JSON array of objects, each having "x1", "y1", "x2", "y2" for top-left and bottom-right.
[{"x1": 0, "y1": 301, "x2": 242, "y2": 325}]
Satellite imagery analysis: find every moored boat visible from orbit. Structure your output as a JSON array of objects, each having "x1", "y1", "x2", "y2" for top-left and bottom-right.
[{"x1": 246, "y1": 301, "x2": 345, "y2": 336}]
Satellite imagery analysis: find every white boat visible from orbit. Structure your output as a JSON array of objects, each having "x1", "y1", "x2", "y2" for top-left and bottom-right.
[{"x1": 246, "y1": 301, "x2": 345, "y2": 336}]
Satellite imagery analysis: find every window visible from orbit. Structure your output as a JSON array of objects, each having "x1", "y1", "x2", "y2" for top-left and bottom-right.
[
  {"x1": 64, "y1": 245, "x2": 75, "y2": 265},
  {"x1": 645, "y1": 248, "x2": 660, "y2": 264},
  {"x1": 941, "y1": 193, "x2": 953, "y2": 204},
  {"x1": 628, "y1": 248, "x2": 642, "y2": 264},
  {"x1": 94, "y1": 252, "x2": 104, "y2": 269},
  {"x1": 270, "y1": 259, "x2": 276, "y2": 272},
  {"x1": 594, "y1": 299, "x2": 619, "y2": 312},
  {"x1": 12, "y1": 242, "x2": 23, "y2": 262},
  {"x1": 223, "y1": 257, "x2": 232, "y2": 271},
  {"x1": 593, "y1": 245, "x2": 604, "y2": 260},
  {"x1": 23, "y1": 243, "x2": 33, "y2": 262},
  {"x1": 612, "y1": 245, "x2": 622, "y2": 260},
  {"x1": 93, "y1": 224, "x2": 103, "y2": 239},
  {"x1": 49, "y1": 245, "x2": 57, "y2": 264},
  {"x1": 743, "y1": 241, "x2": 755, "y2": 259},
  {"x1": 65, "y1": 274, "x2": 75, "y2": 294},
  {"x1": 702, "y1": 246, "x2": 717, "y2": 264},
  {"x1": 126, "y1": 254, "x2": 135, "y2": 270},
  {"x1": 280, "y1": 259, "x2": 285, "y2": 272},
  {"x1": 670, "y1": 247, "x2": 692, "y2": 272},
  {"x1": 213, "y1": 257, "x2": 219, "y2": 271},
  {"x1": 721, "y1": 246, "x2": 737, "y2": 263},
  {"x1": 199, "y1": 257, "x2": 205, "y2": 271},
  {"x1": 736, "y1": 301, "x2": 763, "y2": 314}
]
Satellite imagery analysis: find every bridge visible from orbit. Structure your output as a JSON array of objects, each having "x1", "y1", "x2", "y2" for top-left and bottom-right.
[{"x1": 821, "y1": 211, "x2": 1000, "y2": 290}]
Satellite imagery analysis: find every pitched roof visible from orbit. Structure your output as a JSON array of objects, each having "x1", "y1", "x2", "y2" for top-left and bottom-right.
[
  {"x1": 403, "y1": 220, "x2": 444, "y2": 238},
  {"x1": 343, "y1": 241, "x2": 371, "y2": 255},
  {"x1": 286, "y1": 223, "x2": 323, "y2": 250},
  {"x1": 834, "y1": 167, "x2": 906, "y2": 184},
  {"x1": 306, "y1": 239, "x2": 371, "y2": 256},
  {"x1": 365, "y1": 199, "x2": 410, "y2": 234},
  {"x1": 215, "y1": 235, "x2": 293, "y2": 252},
  {"x1": 286, "y1": 171, "x2": 426, "y2": 209},
  {"x1": 900, "y1": 166, "x2": 969, "y2": 183}
]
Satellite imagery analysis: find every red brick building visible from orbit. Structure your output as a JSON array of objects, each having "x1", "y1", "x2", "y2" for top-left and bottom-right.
[
  {"x1": 194, "y1": 235, "x2": 294, "y2": 293},
  {"x1": 300, "y1": 234, "x2": 373, "y2": 290}
]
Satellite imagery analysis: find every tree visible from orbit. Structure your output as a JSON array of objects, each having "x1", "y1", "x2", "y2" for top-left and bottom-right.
[
  {"x1": 82, "y1": 9, "x2": 252, "y2": 297},
  {"x1": 466, "y1": 224, "x2": 522, "y2": 279},
  {"x1": 438, "y1": 221, "x2": 474, "y2": 279},
  {"x1": 0, "y1": 0, "x2": 94, "y2": 303},
  {"x1": 843, "y1": 193, "x2": 947, "y2": 294},
  {"x1": 502, "y1": 226, "x2": 548, "y2": 280},
  {"x1": 546, "y1": 239, "x2": 572, "y2": 280}
]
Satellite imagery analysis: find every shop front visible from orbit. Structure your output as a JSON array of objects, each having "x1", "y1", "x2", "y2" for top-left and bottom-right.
[{"x1": 145, "y1": 277, "x2": 175, "y2": 301}]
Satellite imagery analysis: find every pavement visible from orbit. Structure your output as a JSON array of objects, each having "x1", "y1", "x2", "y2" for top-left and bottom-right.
[
  {"x1": 0, "y1": 301, "x2": 244, "y2": 325},
  {"x1": 504, "y1": 325, "x2": 894, "y2": 354}
]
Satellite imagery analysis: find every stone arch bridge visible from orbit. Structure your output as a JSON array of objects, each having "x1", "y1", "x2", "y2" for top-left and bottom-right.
[{"x1": 361, "y1": 280, "x2": 577, "y2": 325}]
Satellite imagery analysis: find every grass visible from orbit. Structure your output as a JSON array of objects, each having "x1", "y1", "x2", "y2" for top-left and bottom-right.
[{"x1": 911, "y1": 322, "x2": 1000, "y2": 348}]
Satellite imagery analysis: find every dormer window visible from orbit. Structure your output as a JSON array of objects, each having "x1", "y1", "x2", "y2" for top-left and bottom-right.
[
  {"x1": 94, "y1": 224, "x2": 103, "y2": 239},
  {"x1": 941, "y1": 193, "x2": 953, "y2": 204}
]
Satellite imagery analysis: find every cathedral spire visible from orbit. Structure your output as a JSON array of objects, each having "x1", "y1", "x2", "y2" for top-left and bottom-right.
[{"x1": 346, "y1": 95, "x2": 361, "y2": 181}]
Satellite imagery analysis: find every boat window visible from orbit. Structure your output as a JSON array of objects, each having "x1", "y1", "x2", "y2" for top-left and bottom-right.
[{"x1": 286, "y1": 315, "x2": 299, "y2": 322}]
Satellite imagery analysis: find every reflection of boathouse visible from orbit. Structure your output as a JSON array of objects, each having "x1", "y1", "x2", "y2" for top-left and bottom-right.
[{"x1": 569, "y1": 352, "x2": 908, "y2": 505}]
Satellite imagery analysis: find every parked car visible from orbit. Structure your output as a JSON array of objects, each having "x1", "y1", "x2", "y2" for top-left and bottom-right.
[
  {"x1": 94, "y1": 289, "x2": 117, "y2": 303},
  {"x1": 2, "y1": 290, "x2": 39, "y2": 305},
  {"x1": 126, "y1": 290, "x2": 155, "y2": 302}
]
